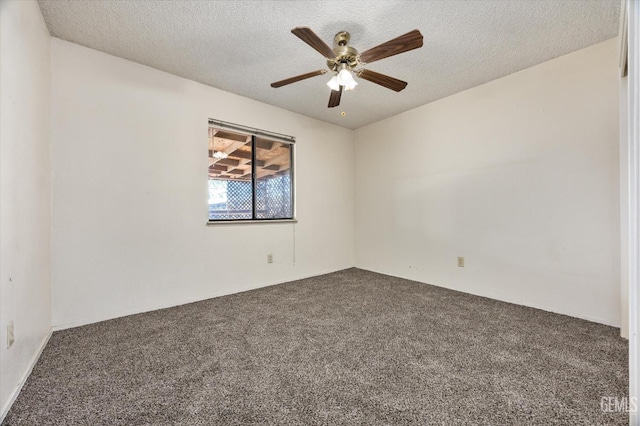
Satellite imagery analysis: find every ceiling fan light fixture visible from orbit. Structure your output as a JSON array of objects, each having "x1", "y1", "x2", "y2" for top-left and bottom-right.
[
  {"x1": 343, "y1": 74, "x2": 358, "y2": 91},
  {"x1": 327, "y1": 75, "x2": 340, "y2": 91},
  {"x1": 337, "y1": 67, "x2": 351, "y2": 82},
  {"x1": 327, "y1": 67, "x2": 358, "y2": 92},
  {"x1": 337, "y1": 67, "x2": 358, "y2": 91}
]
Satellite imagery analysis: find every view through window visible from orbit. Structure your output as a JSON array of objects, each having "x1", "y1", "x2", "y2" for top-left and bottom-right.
[{"x1": 208, "y1": 121, "x2": 294, "y2": 221}]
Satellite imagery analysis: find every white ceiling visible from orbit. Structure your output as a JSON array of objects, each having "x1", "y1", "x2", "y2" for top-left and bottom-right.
[{"x1": 37, "y1": 0, "x2": 620, "y2": 130}]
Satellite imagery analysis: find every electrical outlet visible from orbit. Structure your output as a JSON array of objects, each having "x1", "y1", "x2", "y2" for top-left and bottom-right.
[
  {"x1": 7, "y1": 321, "x2": 14, "y2": 348},
  {"x1": 267, "y1": 254, "x2": 273, "y2": 264},
  {"x1": 457, "y1": 257, "x2": 465, "y2": 267}
]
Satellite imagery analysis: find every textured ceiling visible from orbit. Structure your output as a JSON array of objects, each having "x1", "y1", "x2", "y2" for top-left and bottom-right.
[{"x1": 38, "y1": 0, "x2": 620, "y2": 130}]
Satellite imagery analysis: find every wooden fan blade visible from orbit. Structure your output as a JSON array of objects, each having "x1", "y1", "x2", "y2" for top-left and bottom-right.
[
  {"x1": 271, "y1": 70, "x2": 326, "y2": 88},
  {"x1": 291, "y1": 27, "x2": 336, "y2": 59},
  {"x1": 359, "y1": 29, "x2": 423, "y2": 64},
  {"x1": 328, "y1": 86, "x2": 343, "y2": 108},
  {"x1": 357, "y1": 69, "x2": 408, "y2": 92}
]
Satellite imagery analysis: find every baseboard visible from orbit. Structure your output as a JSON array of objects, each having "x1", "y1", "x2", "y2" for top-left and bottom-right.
[
  {"x1": 0, "y1": 328, "x2": 52, "y2": 423},
  {"x1": 621, "y1": 327, "x2": 629, "y2": 340},
  {"x1": 52, "y1": 266, "x2": 353, "y2": 331},
  {"x1": 54, "y1": 265, "x2": 622, "y2": 332},
  {"x1": 357, "y1": 266, "x2": 621, "y2": 329}
]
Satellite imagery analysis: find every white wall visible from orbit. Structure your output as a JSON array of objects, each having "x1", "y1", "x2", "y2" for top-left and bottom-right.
[
  {"x1": 355, "y1": 39, "x2": 621, "y2": 326},
  {"x1": 50, "y1": 39, "x2": 355, "y2": 329},
  {"x1": 0, "y1": 0, "x2": 52, "y2": 418}
]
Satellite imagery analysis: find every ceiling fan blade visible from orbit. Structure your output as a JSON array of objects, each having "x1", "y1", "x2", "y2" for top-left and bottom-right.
[
  {"x1": 359, "y1": 29, "x2": 423, "y2": 64},
  {"x1": 291, "y1": 27, "x2": 336, "y2": 59},
  {"x1": 328, "y1": 86, "x2": 343, "y2": 108},
  {"x1": 271, "y1": 70, "x2": 327, "y2": 88},
  {"x1": 357, "y1": 69, "x2": 408, "y2": 92}
]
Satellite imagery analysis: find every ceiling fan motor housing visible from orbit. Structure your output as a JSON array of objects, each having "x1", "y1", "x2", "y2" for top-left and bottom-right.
[{"x1": 327, "y1": 31, "x2": 359, "y2": 71}]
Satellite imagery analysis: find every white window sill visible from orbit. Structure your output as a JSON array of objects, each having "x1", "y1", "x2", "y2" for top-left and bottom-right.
[{"x1": 206, "y1": 219, "x2": 297, "y2": 226}]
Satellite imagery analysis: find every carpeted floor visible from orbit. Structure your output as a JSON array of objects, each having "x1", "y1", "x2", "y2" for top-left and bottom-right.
[{"x1": 3, "y1": 268, "x2": 629, "y2": 425}]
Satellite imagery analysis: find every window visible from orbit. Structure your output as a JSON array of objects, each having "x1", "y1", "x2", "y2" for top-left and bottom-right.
[{"x1": 208, "y1": 120, "x2": 294, "y2": 222}]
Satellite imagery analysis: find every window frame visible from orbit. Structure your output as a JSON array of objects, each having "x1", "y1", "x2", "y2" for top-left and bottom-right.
[{"x1": 207, "y1": 119, "x2": 296, "y2": 224}]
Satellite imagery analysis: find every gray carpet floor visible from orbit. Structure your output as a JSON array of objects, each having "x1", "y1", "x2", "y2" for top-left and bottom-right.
[{"x1": 3, "y1": 268, "x2": 628, "y2": 425}]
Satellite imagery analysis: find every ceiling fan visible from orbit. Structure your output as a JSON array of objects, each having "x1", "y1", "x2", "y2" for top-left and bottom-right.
[{"x1": 271, "y1": 27, "x2": 424, "y2": 108}]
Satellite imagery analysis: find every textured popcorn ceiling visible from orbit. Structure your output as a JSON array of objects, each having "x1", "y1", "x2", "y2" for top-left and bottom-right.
[{"x1": 37, "y1": 0, "x2": 620, "y2": 130}]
